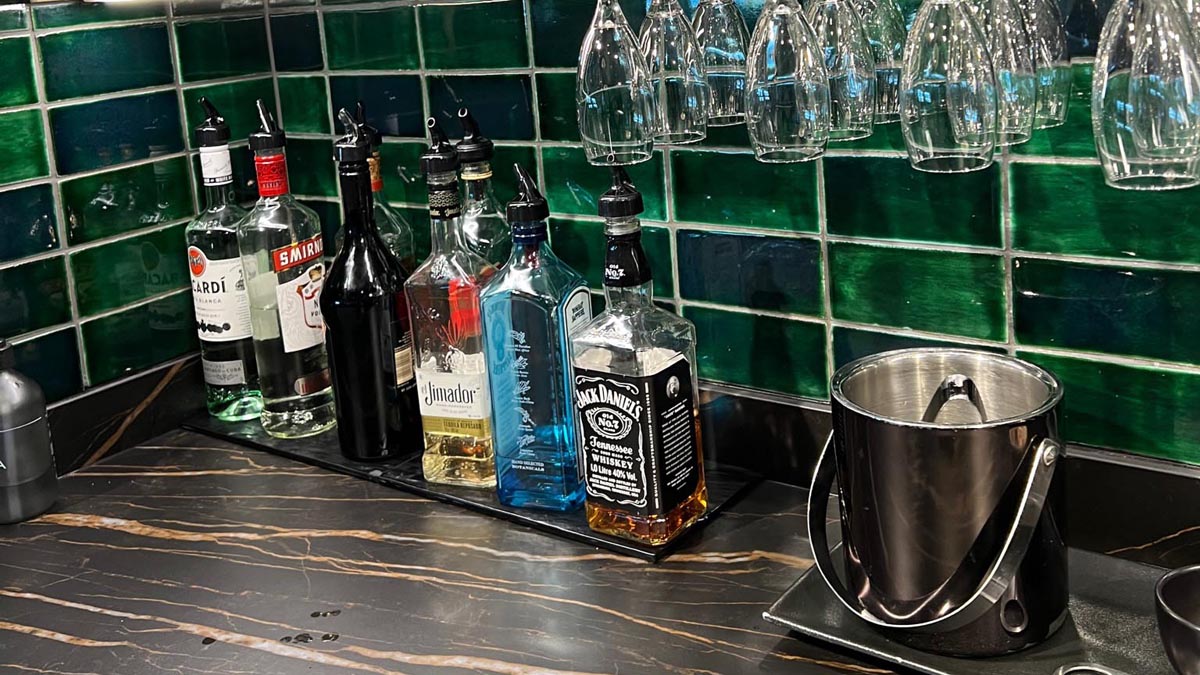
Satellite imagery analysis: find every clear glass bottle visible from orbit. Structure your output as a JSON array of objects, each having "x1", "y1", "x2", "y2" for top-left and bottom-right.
[
  {"x1": 404, "y1": 118, "x2": 499, "y2": 487},
  {"x1": 334, "y1": 102, "x2": 417, "y2": 271},
  {"x1": 481, "y1": 164, "x2": 591, "y2": 512},
  {"x1": 809, "y1": 0, "x2": 876, "y2": 140},
  {"x1": 1022, "y1": 0, "x2": 1071, "y2": 129},
  {"x1": 570, "y1": 166, "x2": 707, "y2": 546},
  {"x1": 974, "y1": 0, "x2": 1036, "y2": 145},
  {"x1": 185, "y1": 98, "x2": 262, "y2": 422},
  {"x1": 693, "y1": 0, "x2": 751, "y2": 126},
  {"x1": 746, "y1": 0, "x2": 831, "y2": 162},
  {"x1": 236, "y1": 100, "x2": 336, "y2": 439},
  {"x1": 322, "y1": 110, "x2": 422, "y2": 462},
  {"x1": 456, "y1": 108, "x2": 512, "y2": 268},
  {"x1": 856, "y1": 0, "x2": 906, "y2": 123},
  {"x1": 640, "y1": 0, "x2": 709, "y2": 144},
  {"x1": 577, "y1": 0, "x2": 659, "y2": 165},
  {"x1": 899, "y1": 0, "x2": 997, "y2": 172}
]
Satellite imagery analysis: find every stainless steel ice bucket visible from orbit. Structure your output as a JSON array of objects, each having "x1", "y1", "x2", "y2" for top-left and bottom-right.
[{"x1": 807, "y1": 348, "x2": 1069, "y2": 656}]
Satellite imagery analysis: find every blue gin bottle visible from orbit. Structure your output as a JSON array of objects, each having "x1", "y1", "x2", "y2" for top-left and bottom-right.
[{"x1": 481, "y1": 164, "x2": 592, "y2": 511}]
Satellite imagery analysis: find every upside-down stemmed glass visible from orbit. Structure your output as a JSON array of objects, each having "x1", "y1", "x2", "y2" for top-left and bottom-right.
[
  {"x1": 577, "y1": 0, "x2": 658, "y2": 165},
  {"x1": 745, "y1": 0, "x2": 831, "y2": 162},
  {"x1": 974, "y1": 0, "x2": 1037, "y2": 145},
  {"x1": 809, "y1": 0, "x2": 876, "y2": 140},
  {"x1": 899, "y1": 0, "x2": 998, "y2": 172},
  {"x1": 693, "y1": 0, "x2": 752, "y2": 126},
  {"x1": 856, "y1": 0, "x2": 907, "y2": 123},
  {"x1": 1022, "y1": 0, "x2": 1072, "y2": 128},
  {"x1": 640, "y1": 0, "x2": 709, "y2": 144}
]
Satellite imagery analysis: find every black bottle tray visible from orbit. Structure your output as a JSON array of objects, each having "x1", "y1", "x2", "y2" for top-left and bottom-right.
[
  {"x1": 183, "y1": 415, "x2": 760, "y2": 562},
  {"x1": 763, "y1": 547, "x2": 1173, "y2": 675}
]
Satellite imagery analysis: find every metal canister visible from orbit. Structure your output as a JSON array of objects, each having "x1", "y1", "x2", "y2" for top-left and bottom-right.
[
  {"x1": 808, "y1": 348, "x2": 1068, "y2": 656},
  {"x1": 0, "y1": 340, "x2": 58, "y2": 524}
]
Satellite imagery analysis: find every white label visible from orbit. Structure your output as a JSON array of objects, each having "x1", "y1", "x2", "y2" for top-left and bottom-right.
[
  {"x1": 275, "y1": 262, "x2": 326, "y2": 353},
  {"x1": 202, "y1": 358, "x2": 247, "y2": 386},
  {"x1": 394, "y1": 345, "x2": 414, "y2": 385},
  {"x1": 189, "y1": 247, "x2": 252, "y2": 342},
  {"x1": 199, "y1": 145, "x2": 234, "y2": 186},
  {"x1": 562, "y1": 286, "x2": 593, "y2": 335},
  {"x1": 415, "y1": 368, "x2": 491, "y2": 420}
]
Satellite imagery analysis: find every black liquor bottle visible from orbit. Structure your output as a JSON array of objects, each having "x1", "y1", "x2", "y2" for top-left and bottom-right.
[{"x1": 321, "y1": 109, "x2": 422, "y2": 460}]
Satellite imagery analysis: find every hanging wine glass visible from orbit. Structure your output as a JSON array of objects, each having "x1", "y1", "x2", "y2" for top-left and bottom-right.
[
  {"x1": 899, "y1": 0, "x2": 998, "y2": 172},
  {"x1": 855, "y1": 0, "x2": 907, "y2": 123},
  {"x1": 746, "y1": 0, "x2": 831, "y2": 162},
  {"x1": 1093, "y1": 0, "x2": 1200, "y2": 189},
  {"x1": 809, "y1": 0, "x2": 876, "y2": 140},
  {"x1": 974, "y1": 0, "x2": 1037, "y2": 145},
  {"x1": 577, "y1": 0, "x2": 658, "y2": 166},
  {"x1": 1021, "y1": 0, "x2": 1072, "y2": 128},
  {"x1": 640, "y1": 0, "x2": 709, "y2": 144},
  {"x1": 693, "y1": 0, "x2": 752, "y2": 126}
]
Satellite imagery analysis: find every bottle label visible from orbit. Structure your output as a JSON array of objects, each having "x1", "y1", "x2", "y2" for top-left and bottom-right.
[
  {"x1": 275, "y1": 262, "x2": 326, "y2": 353},
  {"x1": 415, "y1": 368, "x2": 491, "y2": 437},
  {"x1": 199, "y1": 145, "x2": 234, "y2": 186},
  {"x1": 368, "y1": 155, "x2": 385, "y2": 194},
  {"x1": 561, "y1": 286, "x2": 593, "y2": 335},
  {"x1": 201, "y1": 358, "x2": 247, "y2": 386},
  {"x1": 573, "y1": 355, "x2": 700, "y2": 517},
  {"x1": 428, "y1": 182, "x2": 461, "y2": 219},
  {"x1": 255, "y1": 153, "x2": 289, "y2": 197},
  {"x1": 188, "y1": 247, "x2": 252, "y2": 342},
  {"x1": 604, "y1": 233, "x2": 652, "y2": 288},
  {"x1": 271, "y1": 234, "x2": 324, "y2": 273},
  {"x1": 0, "y1": 416, "x2": 54, "y2": 487},
  {"x1": 394, "y1": 335, "x2": 415, "y2": 386}
]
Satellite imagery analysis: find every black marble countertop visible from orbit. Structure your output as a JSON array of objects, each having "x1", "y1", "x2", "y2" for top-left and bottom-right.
[{"x1": 0, "y1": 428, "x2": 892, "y2": 675}]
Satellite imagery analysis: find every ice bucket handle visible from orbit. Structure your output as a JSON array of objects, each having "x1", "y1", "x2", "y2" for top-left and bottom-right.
[{"x1": 806, "y1": 431, "x2": 1060, "y2": 633}]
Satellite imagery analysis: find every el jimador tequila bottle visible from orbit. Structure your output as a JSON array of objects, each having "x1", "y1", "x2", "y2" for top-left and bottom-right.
[
  {"x1": 570, "y1": 166, "x2": 707, "y2": 545},
  {"x1": 404, "y1": 118, "x2": 498, "y2": 487},
  {"x1": 456, "y1": 108, "x2": 511, "y2": 268},
  {"x1": 237, "y1": 100, "x2": 336, "y2": 439},
  {"x1": 481, "y1": 164, "x2": 591, "y2": 511},
  {"x1": 185, "y1": 97, "x2": 262, "y2": 421}
]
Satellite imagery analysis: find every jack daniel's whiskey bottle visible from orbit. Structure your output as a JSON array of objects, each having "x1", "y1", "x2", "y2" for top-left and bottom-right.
[
  {"x1": 185, "y1": 98, "x2": 261, "y2": 421},
  {"x1": 237, "y1": 100, "x2": 336, "y2": 439},
  {"x1": 570, "y1": 166, "x2": 707, "y2": 545}
]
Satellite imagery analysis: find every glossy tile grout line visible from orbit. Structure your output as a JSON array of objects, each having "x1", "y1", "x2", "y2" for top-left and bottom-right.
[{"x1": 815, "y1": 157, "x2": 835, "y2": 384}]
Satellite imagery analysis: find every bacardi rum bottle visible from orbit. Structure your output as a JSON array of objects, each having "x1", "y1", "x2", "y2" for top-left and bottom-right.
[
  {"x1": 456, "y1": 108, "x2": 511, "y2": 267},
  {"x1": 322, "y1": 110, "x2": 421, "y2": 461},
  {"x1": 404, "y1": 117, "x2": 498, "y2": 487},
  {"x1": 570, "y1": 166, "x2": 707, "y2": 545},
  {"x1": 185, "y1": 98, "x2": 262, "y2": 422},
  {"x1": 237, "y1": 100, "x2": 336, "y2": 439}
]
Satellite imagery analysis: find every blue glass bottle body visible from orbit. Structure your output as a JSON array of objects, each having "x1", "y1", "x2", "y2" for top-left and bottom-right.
[{"x1": 481, "y1": 236, "x2": 592, "y2": 511}]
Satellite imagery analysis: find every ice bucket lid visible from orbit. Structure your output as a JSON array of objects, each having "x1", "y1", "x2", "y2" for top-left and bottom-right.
[{"x1": 832, "y1": 348, "x2": 1062, "y2": 429}]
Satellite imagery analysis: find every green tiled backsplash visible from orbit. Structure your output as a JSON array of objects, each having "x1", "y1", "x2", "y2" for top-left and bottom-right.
[{"x1": 2, "y1": 0, "x2": 1199, "y2": 468}]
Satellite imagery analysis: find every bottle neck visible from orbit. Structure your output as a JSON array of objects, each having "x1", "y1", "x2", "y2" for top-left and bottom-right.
[
  {"x1": 368, "y1": 151, "x2": 386, "y2": 195},
  {"x1": 427, "y1": 170, "x2": 464, "y2": 253},
  {"x1": 253, "y1": 147, "x2": 291, "y2": 199},
  {"x1": 461, "y1": 161, "x2": 496, "y2": 208},
  {"x1": 508, "y1": 232, "x2": 550, "y2": 268},
  {"x1": 203, "y1": 184, "x2": 234, "y2": 209},
  {"x1": 339, "y1": 158, "x2": 376, "y2": 239},
  {"x1": 602, "y1": 219, "x2": 654, "y2": 310},
  {"x1": 199, "y1": 144, "x2": 236, "y2": 209}
]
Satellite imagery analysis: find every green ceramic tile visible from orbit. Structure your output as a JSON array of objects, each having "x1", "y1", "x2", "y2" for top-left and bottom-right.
[
  {"x1": 835, "y1": 120, "x2": 906, "y2": 152},
  {"x1": 1010, "y1": 162, "x2": 1200, "y2": 263},
  {"x1": 829, "y1": 242, "x2": 1007, "y2": 341},
  {"x1": 1019, "y1": 352, "x2": 1200, "y2": 465},
  {"x1": 175, "y1": 17, "x2": 271, "y2": 82},
  {"x1": 490, "y1": 145, "x2": 539, "y2": 201},
  {"x1": 676, "y1": 229, "x2": 823, "y2": 315},
  {"x1": 671, "y1": 149, "x2": 818, "y2": 231},
  {"x1": 62, "y1": 157, "x2": 194, "y2": 245},
  {"x1": 71, "y1": 224, "x2": 190, "y2": 317},
  {"x1": 278, "y1": 76, "x2": 330, "y2": 134},
  {"x1": 683, "y1": 305, "x2": 828, "y2": 398},
  {"x1": 536, "y1": 73, "x2": 579, "y2": 142},
  {"x1": 1014, "y1": 257, "x2": 1200, "y2": 364},
  {"x1": 270, "y1": 12, "x2": 323, "y2": 72},
  {"x1": 324, "y1": 8, "x2": 419, "y2": 71},
  {"x1": 377, "y1": 141, "x2": 425, "y2": 204},
  {"x1": 33, "y1": 1, "x2": 164, "y2": 28},
  {"x1": 420, "y1": 2, "x2": 528, "y2": 70},
  {"x1": 286, "y1": 138, "x2": 337, "y2": 198},
  {"x1": 0, "y1": 5, "x2": 27, "y2": 32},
  {"x1": 39, "y1": 24, "x2": 173, "y2": 101},
  {"x1": 82, "y1": 292, "x2": 198, "y2": 385},
  {"x1": 0, "y1": 257, "x2": 70, "y2": 337},
  {"x1": 697, "y1": 124, "x2": 752, "y2": 149},
  {"x1": 531, "y1": 0, "x2": 646, "y2": 68},
  {"x1": 1013, "y1": 63, "x2": 1097, "y2": 158},
  {"x1": 12, "y1": 328, "x2": 82, "y2": 403},
  {"x1": 183, "y1": 78, "x2": 276, "y2": 149},
  {"x1": 0, "y1": 110, "x2": 48, "y2": 186},
  {"x1": 173, "y1": 0, "x2": 262, "y2": 16},
  {"x1": 50, "y1": 91, "x2": 183, "y2": 175},
  {"x1": 427, "y1": 75, "x2": 535, "y2": 140},
  {"x1": 825, "y1": 156, "x2": 1002, "y2": 248},
  {"x1": 0, "y1": 184, "x2": 58, "y2": 264},
  {"x1": 548, "y1": 217, "x2": 674, "y2": 297},
  {"x1": 0, "y1": 38, "x2": 36, "y2": 109},
  {"x1": 540, "y1": 147, "x2": 666, "y2": 221},
  {"x1": 832, "y1": 326, "x2": 1004, "y2": 368}
]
